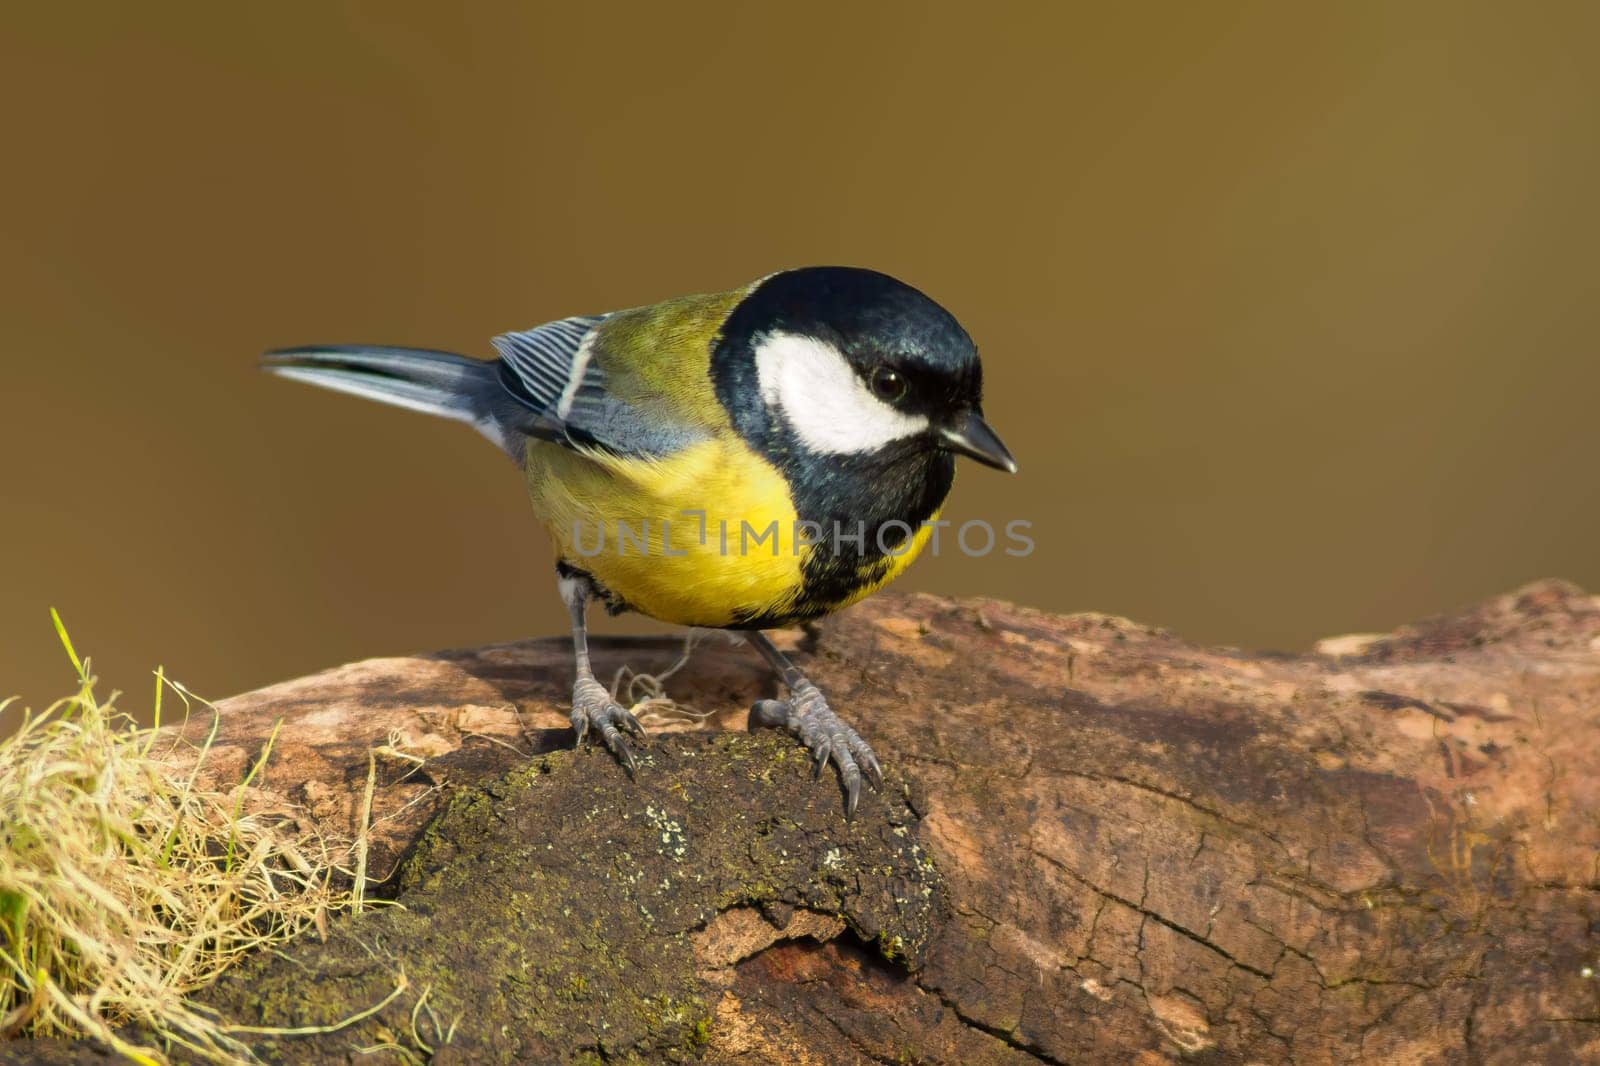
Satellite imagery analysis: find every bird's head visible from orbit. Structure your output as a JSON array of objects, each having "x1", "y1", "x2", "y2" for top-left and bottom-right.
[{"x1": 714, "y1": 266, "x2": 1017, "y2": 473}]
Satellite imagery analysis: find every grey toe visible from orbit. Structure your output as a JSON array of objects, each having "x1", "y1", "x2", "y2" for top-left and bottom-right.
[
  {"x1": 572, "y1": 678, "x2": 646, "y2": 775},
  {"x1": 747, "y1": 683, "x2": 880, "y2": 819}
]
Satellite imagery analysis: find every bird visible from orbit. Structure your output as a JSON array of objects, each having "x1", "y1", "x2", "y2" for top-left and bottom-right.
[{"x1": 262, "y1": 266, "x2": 1016, "y2": 817}]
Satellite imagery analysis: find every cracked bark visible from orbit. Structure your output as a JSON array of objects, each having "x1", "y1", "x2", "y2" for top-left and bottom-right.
[{"x1": 13, "y1": 582, "x2": 1600, "y2": 1064}]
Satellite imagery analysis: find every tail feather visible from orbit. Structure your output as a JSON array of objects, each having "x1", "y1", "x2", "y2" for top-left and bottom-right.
[{"x1": 261, "y1": 346, "x2": 519, "y2": 456}]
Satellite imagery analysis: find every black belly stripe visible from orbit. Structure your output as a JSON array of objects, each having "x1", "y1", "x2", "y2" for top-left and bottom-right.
[{"x1": 731, "y1": 443, "x2": 954, "y2": 628}]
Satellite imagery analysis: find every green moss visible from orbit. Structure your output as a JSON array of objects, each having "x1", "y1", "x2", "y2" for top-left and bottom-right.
[{"x1": 195, "y1": 730, "x2": 942, "y2": 1064}]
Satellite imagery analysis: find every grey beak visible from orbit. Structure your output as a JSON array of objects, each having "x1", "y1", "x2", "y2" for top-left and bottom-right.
[{"x1": 939, "y1": 411, "x2": 1018, "y2": 473}]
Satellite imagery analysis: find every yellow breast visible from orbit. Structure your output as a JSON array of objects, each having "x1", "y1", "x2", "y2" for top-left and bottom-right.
[{"x1": 524, "y1": 436, "x2": 809, "y2": 627}]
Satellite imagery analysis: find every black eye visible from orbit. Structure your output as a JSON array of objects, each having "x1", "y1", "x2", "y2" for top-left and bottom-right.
[{"x1": 870, "y1": 366, "x2": 907, "y2": 403}]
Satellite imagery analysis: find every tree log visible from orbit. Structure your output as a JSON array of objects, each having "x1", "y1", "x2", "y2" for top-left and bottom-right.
[{"x1": 13, "y1": 583, "x2": 1600, "y2": 1064}]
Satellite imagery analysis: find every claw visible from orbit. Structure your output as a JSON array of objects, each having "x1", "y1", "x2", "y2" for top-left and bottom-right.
[
  {"x1": 812, "y1": 737, "x2": 832, "y2": 778},
  {"x1": 747, "y1": 681, "x2": 882, "y2": 818},
  {"x1": 571, "y1": 677, "x2": 646, "y2": 774},
  {"x1": 863, "y1": 753, "x2": 884, "y2": 791},
  {"x1": 606, "y1": 730, "x2": 638, "y2": 776},
  {"x1": 618, "y1": 707, "x2": 646, "y2": 739}
]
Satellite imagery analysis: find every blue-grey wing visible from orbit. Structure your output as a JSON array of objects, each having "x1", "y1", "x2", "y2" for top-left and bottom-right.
[
  {"x1": 491, "y1": 315, "x2": 700, "y2": 458},
  {"x1": 492, "y1": 314, "x2": 605, "y2": 422}
]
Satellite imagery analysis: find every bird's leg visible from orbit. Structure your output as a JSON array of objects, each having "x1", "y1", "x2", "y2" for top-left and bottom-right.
[
  {"x1": 743, "y1": 630, "x2": 883, "y2": 818},
  {"x1": 560, "y1": 572, "x2": 645, "y2": 773}
]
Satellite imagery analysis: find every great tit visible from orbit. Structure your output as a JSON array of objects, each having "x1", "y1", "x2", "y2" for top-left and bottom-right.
[{"x1": 263, "y1": 266, "x2": 1015, "y2": 816}]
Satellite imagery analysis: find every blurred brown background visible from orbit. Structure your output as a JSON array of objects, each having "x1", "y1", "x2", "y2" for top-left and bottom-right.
[{"x1": 3, "y1": 2, "x2": 1597, "y2": 713}]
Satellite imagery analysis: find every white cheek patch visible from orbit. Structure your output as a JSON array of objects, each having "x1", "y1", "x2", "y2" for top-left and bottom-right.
[{"x1": 752, "y1": 331, "x2": 930, "y2": 454}]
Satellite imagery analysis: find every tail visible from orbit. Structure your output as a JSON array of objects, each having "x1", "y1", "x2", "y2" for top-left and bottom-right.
[{"x1": 261, "y1": 346, "x2": 519, "y2": 457}]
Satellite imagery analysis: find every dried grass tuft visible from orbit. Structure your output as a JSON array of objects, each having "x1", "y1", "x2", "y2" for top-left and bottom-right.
[
  {"x1": 0, "y1": 612, "x2": 344, "y2": 1064},
  {"x1": 610, "y1": 630, "x2": 715, "y2": 727}
]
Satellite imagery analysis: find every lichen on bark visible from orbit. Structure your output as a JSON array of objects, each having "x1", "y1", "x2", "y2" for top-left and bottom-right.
[{"x1": 199, "y1": 731, "x2": 940, "y2": 1064}]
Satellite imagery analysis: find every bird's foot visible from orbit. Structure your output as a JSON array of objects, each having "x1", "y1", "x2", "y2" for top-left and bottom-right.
[
  {"x1": 571, "y1": 676, "x2": 646, "y2": 774},
  {"x1": 748, "y1": 679, "x2": 883, "y2": 818}
]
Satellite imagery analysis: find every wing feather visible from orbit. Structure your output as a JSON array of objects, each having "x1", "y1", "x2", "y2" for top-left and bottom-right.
[
  {"x1": 492, "y1": 314, "x2": 607, "y2": 417},
  {"x1": 492, "y1": 287, "x2": 755, "y2": 457},
  {"x1": 491, "y1": 310, "x2": 710, "y2": 458}
]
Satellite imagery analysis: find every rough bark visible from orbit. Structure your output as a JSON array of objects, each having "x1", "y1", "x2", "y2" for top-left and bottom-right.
[{"x1": 10, "y1": 582, "x2": 1600, "y2": 1064}]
